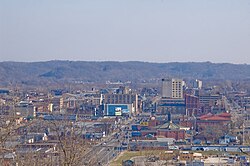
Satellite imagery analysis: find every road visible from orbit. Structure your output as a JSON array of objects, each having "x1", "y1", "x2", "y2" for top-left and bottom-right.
[{"x1": 82, "y1": 123, "x2": 131, "y2": 165}]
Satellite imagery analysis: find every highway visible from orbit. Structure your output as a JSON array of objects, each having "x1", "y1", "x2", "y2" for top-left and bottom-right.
[{"x1": 82, "y1": 124, "x2": 131, "y2": 165}]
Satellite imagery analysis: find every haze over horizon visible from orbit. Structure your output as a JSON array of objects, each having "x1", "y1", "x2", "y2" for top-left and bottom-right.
[
  {"x1": 0, "y1": 60, "x2": 250, "y2": 65},
  {"x1": 1, "y1": 0, "x2": 250, "y2": 64}
]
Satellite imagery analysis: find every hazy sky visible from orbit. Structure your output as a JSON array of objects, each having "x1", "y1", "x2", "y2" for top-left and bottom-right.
[{"x1": 0, "y1": 0, "x2": 249, "y2": 64}]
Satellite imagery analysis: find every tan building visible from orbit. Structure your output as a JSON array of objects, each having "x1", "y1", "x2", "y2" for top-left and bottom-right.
[{"x1": 162, "y1": 78, "x2": 184, "y2": 99}]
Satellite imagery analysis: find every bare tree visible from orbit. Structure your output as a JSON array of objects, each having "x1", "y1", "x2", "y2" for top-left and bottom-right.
[{"x1": 49, "y1": 120, "x2": 90, "y2": 166}]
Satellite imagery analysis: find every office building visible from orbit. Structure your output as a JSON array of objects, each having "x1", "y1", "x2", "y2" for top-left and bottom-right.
[
  {"x1": 103, "y1": 93, "x2": 138, "y2": 115},
  {"x1": 162, "y1": 78, "x2": 184, "y2": 99},
  {"x1": 193, "y1": 79, "x2": 202, "y2": 89}
]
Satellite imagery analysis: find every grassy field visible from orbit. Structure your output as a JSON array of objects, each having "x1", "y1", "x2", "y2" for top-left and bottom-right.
[
  {"x1": 110, "y1": 150, "x2": 249, "y2": 166},
  {"x1": 110, "y1": 150, "x2": 166, "y2": 166}
]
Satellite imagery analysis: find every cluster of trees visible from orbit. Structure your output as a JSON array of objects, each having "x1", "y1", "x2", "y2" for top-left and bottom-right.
[
  {"x1": 0, "y1": 115, "x2": 91, "y2": 166},
  {"x1": 1, "y1": 61, "x2": 250, "y2": 87}
]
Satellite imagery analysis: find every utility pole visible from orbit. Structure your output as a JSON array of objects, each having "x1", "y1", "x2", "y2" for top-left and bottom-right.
[{"x1": 242, "y1": 118, "x2": 245, "y2": 145}]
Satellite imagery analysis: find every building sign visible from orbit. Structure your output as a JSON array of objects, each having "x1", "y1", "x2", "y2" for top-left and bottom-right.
[
  {"x1": 140, "y1": 122, "x2": 148, "y2": 126},
  {"x1": 115, "y1": 107, "x2": 122, "y2": 116},
  {"x1": 106, "y1": 104, "x2": 130, "y2": 116},
  {"x1": 122, "y1": 109, "x2": 129, "y2": 114}
]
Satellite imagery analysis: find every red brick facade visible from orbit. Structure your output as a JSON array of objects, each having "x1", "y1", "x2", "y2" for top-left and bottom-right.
[{"x1": 157, "y1": 129, "x2": 185, "y2": 140}]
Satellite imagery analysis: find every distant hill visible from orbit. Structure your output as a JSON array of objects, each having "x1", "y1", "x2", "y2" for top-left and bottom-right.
[{"x1": 0, "y1": 61, "x2": 249, "y2": 86}]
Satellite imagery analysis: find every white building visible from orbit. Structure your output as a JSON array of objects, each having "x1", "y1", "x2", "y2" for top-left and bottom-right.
[{"x1": 193, "y1": 79, "x2": 202, "y2": 89}]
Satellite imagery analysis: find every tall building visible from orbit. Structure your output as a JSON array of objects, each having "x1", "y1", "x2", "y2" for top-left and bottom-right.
[
  {"x1": 162, "y1": 78, "x2": 184, "y2": 99},
  {"x1": 193, "y1": 79, "x2": 202, "y2": 89},
  {"x1": 159, "y1": 78, "x2": 185, "y2": 115}
]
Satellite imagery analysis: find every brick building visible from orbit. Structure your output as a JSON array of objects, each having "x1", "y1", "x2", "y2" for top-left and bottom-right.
[
  {"x1": 156, "y1": 121, "x2": 187, "y2": 140},
  {"x1": 185, "y1": 94, "x2": 200, "y2": 116}
]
